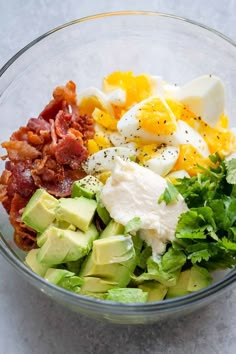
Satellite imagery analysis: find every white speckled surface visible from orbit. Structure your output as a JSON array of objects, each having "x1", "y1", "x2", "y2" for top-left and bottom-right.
[{"x1": 0, "y1": 1, "x2": 236, "y2": 353}]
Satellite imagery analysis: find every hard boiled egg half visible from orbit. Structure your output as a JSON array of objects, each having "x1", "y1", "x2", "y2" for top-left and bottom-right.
[{"x1": 117, "y1": 96, "x2": 210, "y2": 157}]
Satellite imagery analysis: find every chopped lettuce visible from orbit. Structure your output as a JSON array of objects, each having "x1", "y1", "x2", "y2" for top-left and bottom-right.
[
  {"x1": 106, "y1": 288, "x2": 148, "y2": 303},
  {"x1": 132, "y1": 247, "x2": 186, "y2": 287},
  {"x1": 225, "y1": 158, "x2": 236, "y2": 184},
  {"x1": 124, "y1": 217, "x2": 142, "y2": 234}
]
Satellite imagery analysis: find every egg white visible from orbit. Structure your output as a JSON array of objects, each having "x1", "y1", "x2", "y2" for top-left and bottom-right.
[
  {"x1": 142, "y1": 146, "x2": 179, "y2": 177},
  {"x1": 83, "y1": 147, "x2": 136, "y2": 174}
]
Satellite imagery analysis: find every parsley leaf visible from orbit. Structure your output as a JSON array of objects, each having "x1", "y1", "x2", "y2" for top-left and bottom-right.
[
  {"x1": 173, "y1": 154, "x2": 236, "y2": 270},
  {"x1": 158, "y1": 181, "x2": 179, "y2": 205}
]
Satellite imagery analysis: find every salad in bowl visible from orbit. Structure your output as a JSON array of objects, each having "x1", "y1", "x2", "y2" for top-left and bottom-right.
[{"x1": 1, "y1": 70, "x2": 236, "y2": 303}]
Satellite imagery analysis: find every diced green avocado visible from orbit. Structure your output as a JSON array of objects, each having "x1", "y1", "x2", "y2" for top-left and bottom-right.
[
  {"x1": 138, "y1": 281, "x2": 168, "y2": 302},
  {"x1": 96, "y1": 191, "x2": 111, "y2": 225},
  {"x1": 22, "y1": 188, "x2": 58, "y2": 233},
  {"x1": 166, "y1": 270, "x2": 191, "y2": 299},
  {"x1": 80, "y1": 254, "x2": 134, "y2": 287},
  {"x1": 93, "y1": 235, "x2": 134, "y2": 264},
  {"x1": 56, "y1": 221, "x2": 76, "y2": 231},
  {"x1": 187, "y1": 265, "x2": 212, "y2": 292},
  {"x1": 37, "y1": 222, "x2": 76, "y2": 248},
  {"x1": 37, "y1": 224, "x2": 99, "y2": 266},
  {"x1": 72, "y1": 175, "x2": 103, "y2": 199},
  {"x1": 82, "y1": 292, "x2": 107, "y2": 300},
  {"x1": 80, "y1": 235, "x2": 137, "y2": 287},
  {"x1": 79, "y1": 276, "x2": 118, "y2": 294},
  {"x1": 37, "y1": 224, "x2": 54, "y2": 247},
  {"x1": 106, "y1": 288, "x2": 148, "y2": 303},
  {"x1": 56, "y1": 197, "x2": 97, "y2": 232},
  {"x1": 45, "y1": 268, "x2": 74, "y2": 284},
  {"x1": 100, "y1": 220, "x2": 124, "y2": 239},
  {"x1": 44, "y1": 268, "x2": 83, "y2": 292},
  {"x1": 25, "y1": 249, "x2": 49, "y2": 277}
]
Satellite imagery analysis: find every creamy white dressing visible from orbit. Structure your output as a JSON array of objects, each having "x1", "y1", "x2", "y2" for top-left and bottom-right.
[{"x1": 101, "y1": 157, "x2": 188, "y2": 255}]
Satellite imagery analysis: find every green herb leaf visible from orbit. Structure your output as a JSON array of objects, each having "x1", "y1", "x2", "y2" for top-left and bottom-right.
[
  {"x1": 158, "y1": 181, "x2": 179, "y2": 205},
  {"x1": 220, "y1": 237, "x2": 236, "y2": 250}
]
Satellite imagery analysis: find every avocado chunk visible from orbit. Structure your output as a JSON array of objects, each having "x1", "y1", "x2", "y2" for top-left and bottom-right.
[
  {"x1": 37, "y1": 222, "x2": 76, "y2": 248},
  {"x1": 93, "y1": 235, "x2": 134, "y2": 264},
  {"x1": 187, "y1": 265, "x2": 212, "y2": 292},
  {"x1": 72, "y1": 175, "x2": 103, "y2": 199},
  {"x1": 80, "y1": 276, "x2": 118, "y2": 294},
  {"x1": 80, "y1": 235, "x2": 137, "y2": 287},
  {"x1": 56, "y1": 197, "x2": 97, "y2": 232},
  {"x1": 106, "y1": 288, "x2": 148, "y2": 303},
  {"x1": 138, "y1": 281, "x2": 168, "y2": 302},
  {"x1": 166, "y1": 266, "x2": 212, "y2": 299},
  {"x1": 166, "y1": 270, "x2": 191, "y2": 299},
  {"x1": 25, "y1": 249, "x2": 49, "y2": 277},
  {"x1": 80, "y1": 253, "x2": 135, "y2": 287},
  {"x1": 37, "y1": 224, "x2": 99, "y2": 266},
  {"x1": 44, "y1": 268, "x2": 83, "y2": 292},
  {"x1": 100, "y1": 220, "x2": 124, "y2": 239},
  {"x1": 82, "y1": 292, "x2": 107, "y2": 300},
  {"x1": 96, "y1": 191, "x2": 111, "y2": 225},
  {"x1": 22, "y1": 188, "x2": 58, "y2": 233}
]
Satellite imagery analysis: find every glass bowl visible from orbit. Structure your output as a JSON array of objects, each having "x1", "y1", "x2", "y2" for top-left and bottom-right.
[{"x1": 0, "y1": 11, "x2": 235, "y2": 325}]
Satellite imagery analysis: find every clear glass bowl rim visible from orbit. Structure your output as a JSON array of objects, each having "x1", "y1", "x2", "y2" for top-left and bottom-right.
[{"x1": 0, "y1": 11, "x2": 235, "y2": 315}]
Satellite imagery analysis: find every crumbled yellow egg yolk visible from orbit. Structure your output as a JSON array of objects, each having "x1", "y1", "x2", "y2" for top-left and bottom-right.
[
  {"x1": 167, "y1": 99, "x2": 236, "y2": 157},
  {"x1": 92, "y1": 108, "x2": 117, "y2": 131},
  {"x1": 136, "y1": 98, "x2": 177, "y2": 136},
  {"x1": 137, "y1": 144, "x2": 161, "y2": 164},
  {"x1": 87, "y1": 134, "x2": 112, "y2": 155},
  {"x1": 103, "y1": 71, "x2": 155, "y2": 109},
  {"x1": 166, "y1": 99, "x2": 196, "y2": 127},
  {"x1": 79, "y1": 96, "x2": 104, "y2": 116},
  {"x1": 173, "y1": 144, "x2": 210, "y2": 176}
]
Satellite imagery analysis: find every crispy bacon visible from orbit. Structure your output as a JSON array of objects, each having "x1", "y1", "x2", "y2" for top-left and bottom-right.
[
  {"x1": 2, "y1": 141, "x2": 41, "y2": 161},
  {"x1": 0, "y1": 81, "x2": 94, "y2": 249},
  {"x1": 6, "y1": 161, "x2": 37, "y2": 199},
  {"x1": 55, "y1": 111, "x2": 72, "y2": 138},
  {"x1": 27, "y1": 117, "x2": 51, "y2": 132},
  {"x1": 55, "y1": 133, "x2": 88, "y2": 170}
]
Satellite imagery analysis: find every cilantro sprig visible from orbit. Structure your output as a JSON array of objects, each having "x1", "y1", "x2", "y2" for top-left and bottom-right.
[
  {"x1": 158, "y1": 180, "x2": 179, "y2": 205},
  {"x1": 174, "y1": 155, "x2": 236, "y2": 270}
]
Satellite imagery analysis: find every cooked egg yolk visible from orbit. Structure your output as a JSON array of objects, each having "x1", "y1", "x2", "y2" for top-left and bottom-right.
[
  {"x1": 78, "y1": 96, "x2": 104, "y2": 116},
  {"x1": 137, "y1": 144, "x2": 161, "y2": 163},
  {"x1": 103, "y1": 71, "x2": 154, "y2": 109},
  {"x1": 166, "y1": 99, "x2": 235, "y2": 156},
  {"x1": 136, "y1": 98, "x2": 177, "y2": 136},
  {"x1": 166, "y1": 99, "x2": 197, "y2": 127},
  {"x1": 87, "y1": 134, "x2": 112, "y2": 155},
  {"x1": 92, "y1": 108, "x2": 117, "y2": 131},
  {"x1": 198, "y1": 123, "x2": 236, "y2": 155},
  {"x1": 173, "y1": 144, "x2": 210, "y2": 176}
]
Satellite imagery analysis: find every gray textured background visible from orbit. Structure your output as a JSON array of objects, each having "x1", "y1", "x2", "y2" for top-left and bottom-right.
[{"x1": 0, "y1": 1, "x2": 236, "y2": 353}]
